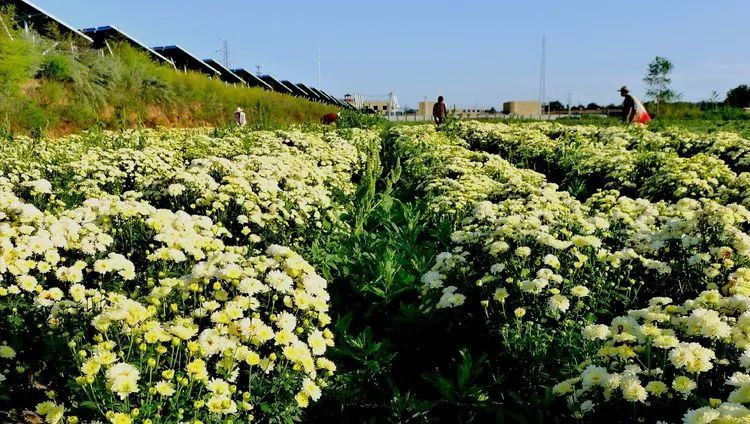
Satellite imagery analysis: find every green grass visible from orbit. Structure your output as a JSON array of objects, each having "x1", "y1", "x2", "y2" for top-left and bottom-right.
[{"x1": 0, "y1": 8, "x2": 335, "y2": 137}]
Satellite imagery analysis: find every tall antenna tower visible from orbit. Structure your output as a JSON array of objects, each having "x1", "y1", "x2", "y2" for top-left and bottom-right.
[
  {"x1": 216, "y1": 40, "x2": 230, "y2": 68},
  {"x1": 538, "y1": 35, "x2": 546, "y2": 118},
  {"x1": 255, "y1": 65, "x2": 263, "y2": 76}
]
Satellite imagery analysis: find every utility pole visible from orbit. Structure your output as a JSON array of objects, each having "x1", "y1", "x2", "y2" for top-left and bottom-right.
[
  {"x1": 255, "y1": 65, "x2": 263, "y2": 76},
  {"x1": 538, "y1": 35, "x2": 546, "y2": 119}
]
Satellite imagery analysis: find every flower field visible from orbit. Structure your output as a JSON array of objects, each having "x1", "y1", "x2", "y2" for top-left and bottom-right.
[
  {"x1": 0, "y1": 127, "x2": 380, "y2": 423},
  {"x1": 4, "y1": 121, "x2": 750, "y2": 423},
  {"x1": 399, "y1": 122, "x2": 750, "y2": 422}
]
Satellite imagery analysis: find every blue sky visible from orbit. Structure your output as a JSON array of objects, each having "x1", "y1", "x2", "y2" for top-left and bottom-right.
[{"x1": 31, "y1": 0, "x2": 750, "y2": 109}]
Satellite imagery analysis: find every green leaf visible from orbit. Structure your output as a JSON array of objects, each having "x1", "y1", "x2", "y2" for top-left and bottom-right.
[{"x1": 78, "y1": 401, "x2": 99, "y2": 410}]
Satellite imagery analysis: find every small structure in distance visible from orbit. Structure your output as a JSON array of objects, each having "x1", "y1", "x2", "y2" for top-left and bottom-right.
[
  {"x1": 345, "y1": 93, "x2": 400, "y2": 115},
  {"x1": 503, "y1": 101, "x2": 541, "y2": 118}
]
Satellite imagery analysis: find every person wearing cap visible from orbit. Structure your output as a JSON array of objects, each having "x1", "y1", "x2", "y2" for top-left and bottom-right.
[
  {"x1": 619, "y1": 86, "x2": 651, "y2": 124},
  {"x1": 234, "y1": 107, "x2": 246, "y2": 127}
]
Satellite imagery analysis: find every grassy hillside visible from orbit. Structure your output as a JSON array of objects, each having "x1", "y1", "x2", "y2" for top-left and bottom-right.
[{"x1": 0, "y1": 8, "x2": 336, "y2": 137}]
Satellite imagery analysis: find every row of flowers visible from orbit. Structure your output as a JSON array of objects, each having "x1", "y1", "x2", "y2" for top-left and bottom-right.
[
  {"x1": 457, "y1": 121, "x2": 750, "y2": 205},
  {"x1": 0, "y1": 127, "x2": 380, "y2": 423},
  {"x1": 390, "y1": 124, "x2": 750, "y2": 422},
  {"x1": 1, "y1": 127, "x2": 380, "y2": 242},
  {"x1": 555, "y1": 290, "x2": 750, "y2": 422}
]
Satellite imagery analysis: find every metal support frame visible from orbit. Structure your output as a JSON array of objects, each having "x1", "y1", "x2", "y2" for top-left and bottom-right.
[
  {"x1": 41, "y1": 41, "x2": 58, "y2": 55},
  {"x1": 0, "y1": 15, "x2": 13, "y2": 40},
  {"x1": 104, "y1": 39, "x2": 114, "y2": 56}
]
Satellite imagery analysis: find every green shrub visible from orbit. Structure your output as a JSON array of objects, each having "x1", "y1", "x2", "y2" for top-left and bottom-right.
[
  {"x1": 0, "y1": 29, "x2": 335, "y2": 135},
  {"x1": 19, "y1": 101, "x2": 49, "y2": 138},
  {"x1": 336, "y1": 109, "x2": 386, "y2": 129},
  {"x1": 0, "y1": 36, "x2": 41, "y2": 95},
  {"x1": 37, "y1": 54, "x2": 73, "y2": 82}
]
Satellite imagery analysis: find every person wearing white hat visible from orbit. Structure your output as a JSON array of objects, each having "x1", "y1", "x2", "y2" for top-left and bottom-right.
[
  {"x1": 619, "y1": 86, "x2": 651, "y2": 124},
  {"x1": 234, "y1": 107, "x2": 246, "y2": 127}
]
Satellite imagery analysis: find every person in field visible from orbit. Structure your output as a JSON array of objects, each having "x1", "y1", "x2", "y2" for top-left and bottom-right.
[
  {"x1": 321, "y1": 112, "x2": 339, "y2": 125},
  {"x1": 433, "y1": 96, "x2": 447, "y2": 127},
  {"x1": 619, "y1": 86, "x2": 651, "y2": 124},
  {"x1": 234, "y1": 107, "x2": 246, "y2": 127}
]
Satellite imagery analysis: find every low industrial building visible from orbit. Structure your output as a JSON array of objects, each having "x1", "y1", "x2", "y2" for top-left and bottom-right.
[
  {"x1": 503, "y1": 101, "x2": 541, "y2": 118},
  {"x1": 417, "y1": 101, "x2": 487, "y2": 118},
  {"x1": 345, "y1": 94, "x2": 399, "y2": 114}
]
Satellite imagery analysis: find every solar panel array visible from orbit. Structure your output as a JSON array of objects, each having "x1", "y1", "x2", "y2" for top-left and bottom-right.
[
  {"x1": 7, "y1": 0, "x2": 92, "y2": 43},
  {"x1": 203, "y1": 59, "x2": 245, "y2": 85},
  {"x1": 231, "y1": 69, "x2": 273, "y2": 90},
  {"x1": 81, "y1": 26, "x2": 174, "y2": 67},
  {"x1": 153, "y1": 46, "x2": 220, "y2": 77},
  {"x1": 8, "y1": 0, "x2": 348, "y2": 108},
  {"x1": 259, "y1": 75, "x2": 293, "y2": 94}
]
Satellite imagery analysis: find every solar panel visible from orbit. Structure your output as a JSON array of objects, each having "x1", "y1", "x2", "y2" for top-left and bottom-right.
[
  {"x1": 307, "y1": 87, "x2": 336, "y2": 105},
  {"x1": 278, "y1": 80, "x2": 299, "y2": 96},
  {"x1": 324, "y1": 93, "x2": 350, "y2": 108},
  {"x1": 81, "y1": 26, "x2": 174, "y2": 66},
  {"x1": 318, "y1": 89, "x2": 341, "y2": 105},
  {"x1": 231, "y1": 69, "x2": 273, "y2": 90},
  {"x1": 203, "y1": 59, "x2": 245, "y2": 84},
  {"x1": 259, "y1": 75, "x2": 293, "y2": 94},
  {"x1": 296, "y1": 83, "x2": 322, "y2": 101},
  {"x1": 305, "y1": 86, "x2": 325, "y2": 99},
  {"x1": 291, "y1": 84, "x2": 313, "y2": 98},
  {"x1": 7, "y1": 0, "x2": 93, "y2": 43},
  {"x1": 152, "y1": 45, "x2": 220, "y2": 76},
  {"x1": 281, "y1": 80, "x2": 310, "y2": 98}
]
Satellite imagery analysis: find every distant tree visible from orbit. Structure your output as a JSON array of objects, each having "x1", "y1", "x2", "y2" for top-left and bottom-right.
[
  {"x1": 548, "y1": 100, "x2": 564, "y2": 111},
  {"x1": 586, "y1": 103, "x2": 600, "y2": 110},
  {"x1": 489, "y1": 107, "x2": 497, "y2": 114},
  {"x1": 726, "y1": 85, "x2": 750, "y2": 108},
  {"x1": 643, "y1": 56, "x2": 681, "y2": 116},
  {"x1": 707, "y1": 90, "x2": 721, "y2": 109}
]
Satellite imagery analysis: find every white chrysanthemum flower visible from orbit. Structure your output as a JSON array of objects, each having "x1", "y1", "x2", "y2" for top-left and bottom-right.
[
  {"x1": 548, "y1": 294, "x2": 570, "y2": 313},
  {"x1": 582, "y1": 324, "x2": 610, "y2": 341}
]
